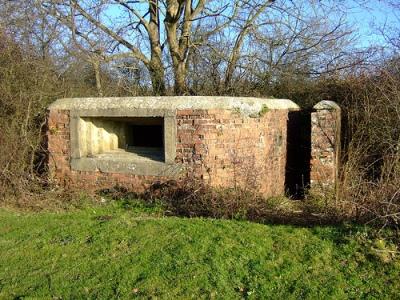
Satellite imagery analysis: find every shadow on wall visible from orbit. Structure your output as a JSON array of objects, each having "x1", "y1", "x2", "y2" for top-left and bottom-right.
[{"x1": 285, "y1": 110, "x2": 312, "y2": 199}]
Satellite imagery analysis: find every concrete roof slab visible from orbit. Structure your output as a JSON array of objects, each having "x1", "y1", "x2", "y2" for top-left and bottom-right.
[{"x1": 49, "y1": 96, "x2": 300, "y2": 117}]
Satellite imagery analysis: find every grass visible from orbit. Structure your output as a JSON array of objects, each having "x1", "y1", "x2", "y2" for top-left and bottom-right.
[{"x1": 0, "y1": 199, "x2": 399, "y2": 299}]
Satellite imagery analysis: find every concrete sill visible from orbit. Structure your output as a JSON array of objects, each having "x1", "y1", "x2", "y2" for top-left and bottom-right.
[{"x1": 71, "y1": 150, "x2": 182, "y2": 177}]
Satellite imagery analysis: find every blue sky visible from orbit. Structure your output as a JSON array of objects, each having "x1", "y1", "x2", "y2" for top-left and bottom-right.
[
  {"x1": 99, "y1": 0, "x2": 398, "y2": 51},
  {"x1": 346, "y1": 0, "x2": 399, "y2": 48}
]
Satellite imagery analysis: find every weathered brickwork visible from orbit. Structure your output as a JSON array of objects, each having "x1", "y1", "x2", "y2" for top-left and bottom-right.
[
  {"x1": 310, "y1": 101, "x2": 341, "y2": 189},
  {"x1": 47, "y1": 109, "x2": 71, "y2": 186},
  {"x1": 175, "y1": 109, "x2": 288, "y2": 196},
  {"x1": 48, "y1": 108, "x2": 289, "y2": 196}
]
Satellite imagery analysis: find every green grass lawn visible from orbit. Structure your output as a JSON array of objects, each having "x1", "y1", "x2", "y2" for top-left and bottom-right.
[{"x1": 0, "y1": 200, "x2": 399, "y2": 299}]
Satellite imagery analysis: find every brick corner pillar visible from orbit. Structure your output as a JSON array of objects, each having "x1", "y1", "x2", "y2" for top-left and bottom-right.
[
  {"x1": 310, "y1": 100, "x2": 341, "y2": 192},
  {"x1": 46, "y1": 109, "x2": 71, "y2": 184}
]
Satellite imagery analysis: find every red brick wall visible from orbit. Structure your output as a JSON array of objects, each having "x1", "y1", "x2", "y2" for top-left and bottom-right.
[
  {"x1": 47, "y1": 108, "x2": 289, "y2": 196},
  {"x1": 47, "y1": 109, "x2": 71, "y2": 186},
  {"x1": 175, "y1": 109, "x2": 288, "y2": 196}
]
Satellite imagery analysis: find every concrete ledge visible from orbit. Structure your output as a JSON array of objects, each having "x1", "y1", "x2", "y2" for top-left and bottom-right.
[{"x1": 71, "y1": 156, "x2": 183, "y2": 177}]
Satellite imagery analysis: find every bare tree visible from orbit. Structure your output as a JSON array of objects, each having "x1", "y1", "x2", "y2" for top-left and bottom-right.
[
  {"x1": 36, "y1": 0, "x2": 370, "y2": 96},
  {"x1": 184, "y1": 0, "x2": 365, "y2": 95},
  {"x1": 40, "y1": 0, "x2": 236, "y2": 95},
  {"x1": 0, "y1": 0, "x2": 60, "y2": 60},
  {"x1": 224, "y1": 0, "x2": 274, "y2": 90},
  {"x1": 377, "y1": 1, "x2": 400, "y2": 52},
  {"x1": 42, "y1": 2, "x2": 115, "y2": 96}
]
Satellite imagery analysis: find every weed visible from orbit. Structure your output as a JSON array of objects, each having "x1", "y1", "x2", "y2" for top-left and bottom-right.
[{"x1": 258, "y1": 104, "x2": 270, "y2": 116}]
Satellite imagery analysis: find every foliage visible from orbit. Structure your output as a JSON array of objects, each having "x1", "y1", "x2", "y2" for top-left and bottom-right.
[
  {"x1": 337, "y1": 66, "x2": 400, "y2": 227},
  {"x1": 0, "y1": 32, "x2": 61, "y2": 198}
]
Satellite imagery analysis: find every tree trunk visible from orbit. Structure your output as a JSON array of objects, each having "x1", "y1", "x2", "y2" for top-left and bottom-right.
[
  {"x1": 164, "y1": 0, "x2": 195, "y2": 96},
  {"x1": 224, "y1": 1, "x2": 273, "y2": 91},
  {"x1": 149, "y1": 56, "x2": 166, "y2": 96},
  {"x1": 173, "y1": 61, "x2": 187, "y2": 95},
  {"x1": 148, "y1": 0, "x2": 166, "y2": 96},
  {"x1": 92, "y1": 60, "x2": 103, "y2": 97},
  {"x1": 224, "y1": 29, "x2": 247, "y2": 91}
]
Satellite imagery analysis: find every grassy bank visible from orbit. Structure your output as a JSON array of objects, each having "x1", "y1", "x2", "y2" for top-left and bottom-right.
[{"x1": 0, "y1": 200, "x2": 399, "y2": 299}]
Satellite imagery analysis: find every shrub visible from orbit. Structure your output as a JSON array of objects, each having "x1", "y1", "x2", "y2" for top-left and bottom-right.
[
  {"x1": 0, "y1": 32, "x2": 60, "y2": 199},
  {"x1": 336, "y1": 62, "x2": 400, "y2": 227}
]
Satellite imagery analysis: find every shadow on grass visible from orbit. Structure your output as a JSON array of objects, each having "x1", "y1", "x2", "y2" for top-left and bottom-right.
[
  {"x1": 97, "y1": 186, "x2": 385, "y2": 249},
  {"x1": 97, "y1": 183, "x2": 355, "y2": 230}
]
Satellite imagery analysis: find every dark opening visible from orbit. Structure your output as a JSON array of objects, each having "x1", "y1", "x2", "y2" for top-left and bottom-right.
[
  {"x1": 128, "y1": 124, "x2": 163, "y2": 148},
  {"x1": 285, "y1": 110, "x2": 311, "y2": 199},
  {"x1": 125, "y1": 117, "x2": 164, "y2": 162}
]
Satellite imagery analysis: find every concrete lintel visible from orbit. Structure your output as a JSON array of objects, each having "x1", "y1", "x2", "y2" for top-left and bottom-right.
[{"x1": 70, "y1": 108, "x2": 176, "y2": 118}]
